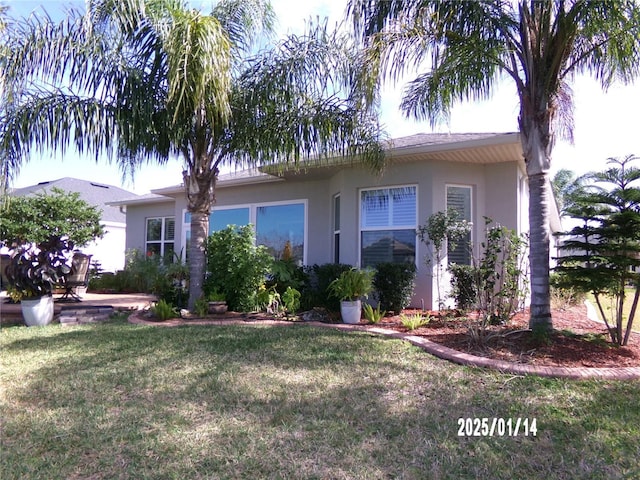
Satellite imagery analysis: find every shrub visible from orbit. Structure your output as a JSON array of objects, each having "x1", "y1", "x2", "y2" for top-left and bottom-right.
[
  {"x1": 302, "y1": 263, "x2": 353, "y2": 311},
  {"x1": 204, "y1": 225, "x2": 273, "y2": 312},
  {"x1": 0, "y1": 187, "x2": 104, "y2": 248},
  {"x1": 373, "y1": 263, "x2": 417, "y2": 314},
  {"x1": 281, "y1": 286, "x2": 301, "y2": 315},
  {"x1": 448, "y1": 263, "x2": 476, "y2": 312}
]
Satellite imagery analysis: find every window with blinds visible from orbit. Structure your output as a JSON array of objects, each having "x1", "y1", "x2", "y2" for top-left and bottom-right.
[
  {"x1": 146, "y1": 216, "x2": 175, "y2": 260},
  {"x1": 360, "y1": 186, "x2": 417, "y2": 268},
  {"x1": 446, "y1": 185, "x2": 472, "y2": 265}
]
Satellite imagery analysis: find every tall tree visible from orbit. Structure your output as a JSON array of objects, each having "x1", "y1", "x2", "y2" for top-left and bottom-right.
[
  {"x1": 348, "y1": 0, "x2": 640, "y2": 330},
  {"x1": 1, "y1": 0, "x2": 384, "y2": 308}
]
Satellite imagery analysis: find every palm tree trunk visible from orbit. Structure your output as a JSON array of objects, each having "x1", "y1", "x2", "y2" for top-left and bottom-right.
[
  {"x1": 528, "y1": 171, "x2": 552, "y2": 330},
  {"x1": 188, "y1": 211, "x2": 209, "y2": 310}
]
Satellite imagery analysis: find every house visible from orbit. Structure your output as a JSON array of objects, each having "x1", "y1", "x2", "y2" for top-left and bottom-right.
[
  {"x1": 109, "y1": 132, "x2": 562, "y2": 309},
  {"x1": 10, "y1": 177, "x2": 138, "y2": 273}
]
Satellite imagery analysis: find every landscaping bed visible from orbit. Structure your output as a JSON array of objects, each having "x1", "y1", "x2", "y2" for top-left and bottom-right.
[
  {"x1": 374, "y1": 304, "x2": 640, "y2": 368},
  {"x1": 136, "y1": 303, "x2": 640, "y2": 369}
]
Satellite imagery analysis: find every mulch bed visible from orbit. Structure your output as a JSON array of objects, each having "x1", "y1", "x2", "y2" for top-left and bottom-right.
[{"x1": 377, "y1": 305, "x2": 640, "y2": 368}]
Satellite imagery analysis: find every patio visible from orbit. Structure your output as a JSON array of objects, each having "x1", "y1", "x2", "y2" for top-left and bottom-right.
[{"x1": 0, "y1": 292, "x2": 156, "y2": 326}]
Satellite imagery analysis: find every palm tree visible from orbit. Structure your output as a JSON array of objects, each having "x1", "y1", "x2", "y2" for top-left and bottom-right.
[
  {"x1": 348, "y1": 0, "x2": 640, "y2": 330},
  {"x1": 1, "y1": 0, "x2": 384, "y2": 309}
]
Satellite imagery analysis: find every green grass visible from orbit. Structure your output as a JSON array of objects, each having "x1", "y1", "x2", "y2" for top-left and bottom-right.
[
  {"x1": 586, "y1": 290, "x2": 640, "y2": 332},
  {"x1": 2, "y1": 319, "x2": 640, "y2": 479}
]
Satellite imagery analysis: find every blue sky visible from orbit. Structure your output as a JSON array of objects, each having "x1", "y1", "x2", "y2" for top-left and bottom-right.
[{"x1": 6, "y1": 0, "x2": 640, "y2": 194}]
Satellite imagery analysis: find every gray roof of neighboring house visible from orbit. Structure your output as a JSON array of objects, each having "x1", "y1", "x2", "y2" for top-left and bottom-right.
[{"x1": 11, "y1": 177, "x2": 137, "y2": 223}]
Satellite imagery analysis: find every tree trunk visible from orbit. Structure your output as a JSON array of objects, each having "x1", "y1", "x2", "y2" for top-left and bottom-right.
[
  {"x1": 527, "y1": 171, "x2": 552, "y2": 330},
  {"x1": 183, "y1": 160, "x2": 217, "y2": 311},
  {"x1": 188, "y1": 211, "x2": 209, "y2": 310},
  {"x1": 520, "y1": 109, "x2": 554, "y2": 331}
]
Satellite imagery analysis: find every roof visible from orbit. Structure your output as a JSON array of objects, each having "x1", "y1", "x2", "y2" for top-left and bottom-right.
[
  {"x1": 389, "y1": 132, "x2": 515, "y2": 150},
  {"x1": 110, "y1": 131, "x2": 524, "y2": 203},
  {"x1": 11, "y1": 177, "x2": 137, "y2": 223}
]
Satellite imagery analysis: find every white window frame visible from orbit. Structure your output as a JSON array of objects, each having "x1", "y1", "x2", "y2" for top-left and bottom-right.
[
  {"x1": 145, "y1": 216, "x2": 175, "y2": 257},
  {"x1": 446, "y1": 184, "x2": 473, "y2": 265},
  {"x1": 181, "y1": 199, "x2": 308, "y2": 265},
  {"x1": 358, "y1": 184, "x2": 418, "y2": 268}
]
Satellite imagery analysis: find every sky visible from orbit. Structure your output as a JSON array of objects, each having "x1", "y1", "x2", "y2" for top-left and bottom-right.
[{"x1": 6, "y1": 0, "x2": 640, "y2": 195}]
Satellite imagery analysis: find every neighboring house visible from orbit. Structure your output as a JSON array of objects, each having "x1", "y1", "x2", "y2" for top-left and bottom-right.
[
  {"x1": 11, "y1": 177, "x2": 138, "y2": 273},
  {"x1": 109, "y1": 132, "x2": 562, "y2": 309}
]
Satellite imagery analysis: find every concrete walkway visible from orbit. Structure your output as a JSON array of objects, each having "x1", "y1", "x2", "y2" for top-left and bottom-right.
[{"x1": 128, "y1": 312, "x2": 640, "y2": 381}]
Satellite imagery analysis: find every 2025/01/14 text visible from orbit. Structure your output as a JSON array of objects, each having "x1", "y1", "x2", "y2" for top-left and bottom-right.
[{"x1": 457, "y1": 418, "x2": 537, "y2": 437}]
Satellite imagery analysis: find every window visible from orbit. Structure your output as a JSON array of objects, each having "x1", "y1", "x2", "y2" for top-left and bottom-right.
[
  {"x1": 146, "y1": 216, "x2": 175, "y2": 258},
  {"x1": 182, "y1": 201, "x2": 306, "y2": 264},
  {"x1": 256, "y1": 203, "x2": 305, "y2": 263},
  {"x1": 210, "y1": 207, "x2": 250, "y2": 233},
  {"x1": 360, "y1": 186, "x2": 417, "y2": 268},
  {"x1": 447, "y1": 185, "x2": 472, "y2": 265},
  {"x1": 333, "y1": 194, "x2": 340, "y2": 263}
]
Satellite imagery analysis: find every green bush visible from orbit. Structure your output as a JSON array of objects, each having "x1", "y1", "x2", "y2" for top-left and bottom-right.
[
  {"x1": 282, "y1": 286, "x2": 301, "y2": 315},
  {"x1": 302, "y1": 263, "x2": 353, "y2": 311},
  {"x1": 204, "y1": 225, "x2": 273, "y2": 312},
  {"x1": 448, "y1": 263, "x2": 476, "y2": 311},
  {"x1": 268, "y1": 258, "x2": 308, "y2": 295},
  {"x1": 373, "y1": 263, "x2": 417, "y2": 314}
]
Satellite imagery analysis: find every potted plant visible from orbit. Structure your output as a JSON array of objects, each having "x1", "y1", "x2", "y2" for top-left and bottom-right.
[
  {"x1": 207, "y1": 290, "x2": 228, "y2": 314},
  {"x1": 328, "y1": 268, "x2": 374, "y2": 324},
  {"x1": 4, "y1": 236, "x2": 73, "y2": 326}
]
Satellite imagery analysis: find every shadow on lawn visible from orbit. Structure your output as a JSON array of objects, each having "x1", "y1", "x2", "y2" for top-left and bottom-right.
[{"x1": 3, "y1": 322, "x2": 640, "y2": 479}]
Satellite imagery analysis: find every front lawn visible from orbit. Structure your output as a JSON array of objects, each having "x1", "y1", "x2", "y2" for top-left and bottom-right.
[{"x1": 2, "y1": 319, "x2": 640, "y2": 479}]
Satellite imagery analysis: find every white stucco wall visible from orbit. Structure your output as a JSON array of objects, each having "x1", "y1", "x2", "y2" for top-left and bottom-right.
[{"x1": 80, "y1": 221, "x2": 127, "y2": 273}]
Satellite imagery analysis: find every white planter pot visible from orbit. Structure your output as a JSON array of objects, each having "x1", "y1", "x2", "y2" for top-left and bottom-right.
[
  {"x1": 21, "y1": 296, "x2": 55, "y2": 327},
  {"x1": 340, "y1": 300, "x2": 362, "y2": 324}
]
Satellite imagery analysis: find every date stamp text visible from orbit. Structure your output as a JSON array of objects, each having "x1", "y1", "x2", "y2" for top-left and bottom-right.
[{"x1": 457, "y1": 417, "x2": 537, "y2": 437}]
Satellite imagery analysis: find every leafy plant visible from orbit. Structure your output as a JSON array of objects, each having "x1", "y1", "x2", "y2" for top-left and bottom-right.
[
  {"x1": 281, "y1": 286, "x2": 301, "y2": 315},
  {"x1": 328, "y1": 268, "x2": 374, "y2": 302},
  {"x1": 362, "y1": 303, "x2": 386, "y2": 324},
  {"x1": 150, "y1": 299, "x2": 178, "y2": 321},
  {"x1": 256, "y1": 284, "x2": 281, "y2": 315},
  {"x1": 373, "y1": 262, "x2": 416, "y2": 313},
  {"x1": 0, "y1": 187, "x2": 104, "y2": 248},
  {"x1": 204, "y1": 225, "x2": 273, "y2": 312},
  {"x1": 269, "y1": 258, "x2": 308, "y2": 295},
  {"x1": 302, "y1": 263, "x2": 353, "y2": 311},
  {"x1": 207, "y1": 290, "x2": 226, "y2": 302},
  {"x1": 4, "y1": 236, "x2": 74, "y2": 299},
  {"x1": 417, "y1": 210, "x2": 471, "y2": 309},
  {"x1": 400, "y1": 312, "x2": 431, "y2": 330},
  {"x1": 448, "y1": 263, "x2": 476, "y2": 312},
  {"x1": 193, "y1": 297, "x2": 209, "y2": 317},
  {"x1": 474, "y1": 219, "x2": 528, "y2": 325}
]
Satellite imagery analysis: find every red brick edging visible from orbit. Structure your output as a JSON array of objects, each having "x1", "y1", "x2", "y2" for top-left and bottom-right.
[{"x1": 128, "y1": 313, "x2": 640, "y2": 380}]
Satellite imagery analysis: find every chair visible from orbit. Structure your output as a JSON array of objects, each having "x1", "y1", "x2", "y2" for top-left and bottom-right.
[{"x1": 57, "y1": 253, "x2": 93, "y2": 302}]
